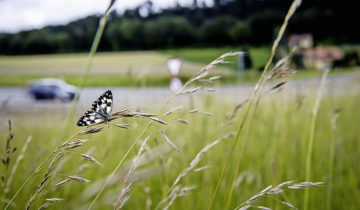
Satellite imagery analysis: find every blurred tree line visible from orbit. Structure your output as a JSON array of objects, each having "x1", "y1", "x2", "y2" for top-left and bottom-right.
[{"x1": 0, "y1": 0, "x2": 358, "y2": 55}]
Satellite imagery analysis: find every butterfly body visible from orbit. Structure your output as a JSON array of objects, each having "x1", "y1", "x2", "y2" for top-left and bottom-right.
[{"x1": 77, "y1": 90, "x2": 113, "y2": 126}]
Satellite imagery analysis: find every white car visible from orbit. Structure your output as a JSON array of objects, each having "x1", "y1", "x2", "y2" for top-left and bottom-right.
[{"x1": 28, "y1": 78, "x2": 77, "y2": 101}]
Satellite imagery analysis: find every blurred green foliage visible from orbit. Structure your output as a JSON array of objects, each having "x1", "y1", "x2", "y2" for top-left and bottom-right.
[{"x1": 0, "y1": 0, "x2": 358, "y2": 55}]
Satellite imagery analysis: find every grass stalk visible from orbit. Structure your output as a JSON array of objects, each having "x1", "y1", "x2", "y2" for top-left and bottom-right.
[
  {"x1": 327, "y1": 142, "x2": 335, "y2": 210},
  {"x1": 5, "y1": 136, "x2": 32, "y2": 194},
  {"x1": 225, "y1": 49, "x2": 294, "y2": 208},
  {"x1": 114, "y1": 136, "x2": 150, "y2": 209},
  {"x1": 59, "y1": 13, "x2": 109, "y2": 141},
  {"x1": 4, "y1": 128, "x2": 91, "y2": 210},
  {"x1": 327, "y1": 109, "x2": 340, "y2": 210},
  {"x1": 1, "y1": 120, "x2": 13, "y2": 210},
  {"x1": 207, "y1": 1, "x2": 302, "y2": 209},
  {"x1": 88, "y1": 122, "x2": 151, "y2": 209},
  {"x1": 304, "y1": 69, "x2": 329, "y2": 210},
  {"x1": 156, "y1": 133, "x2": 235, "y2": 209},
  {"x1": 225, "y1": 97, "x2": 260, "y2": 208}
]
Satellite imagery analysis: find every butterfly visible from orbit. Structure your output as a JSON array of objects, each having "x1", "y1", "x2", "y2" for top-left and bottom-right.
[{"x1": 77, "y1": 90, "x2": 113, "y2": 126}]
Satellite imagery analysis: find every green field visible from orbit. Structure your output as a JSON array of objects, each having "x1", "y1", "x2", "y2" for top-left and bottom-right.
[
  {"x1": 0, "y1": 51, "x2": 216, "y2": 76},
  {"x1": 160, "y1": 46, "x2": 271, "y2": 70},
  {"x1": 1, "y1": 89, "x2": 359, "y2": 209},
  {"x1": 0, "y1": 48, "x2": 357, "y2": 87},
  {"x1": 0, "y1": 51, "x2": 234, "y2": 87}
]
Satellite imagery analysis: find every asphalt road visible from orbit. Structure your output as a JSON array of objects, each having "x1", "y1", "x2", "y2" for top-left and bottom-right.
[{"x1": 0, "y1": 71, "x2": 359, "y2": 115}]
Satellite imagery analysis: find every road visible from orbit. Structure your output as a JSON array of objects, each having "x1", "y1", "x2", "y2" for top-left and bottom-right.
[{"x1": 0, "y1": 71, "x2": 359, "y2": 116}]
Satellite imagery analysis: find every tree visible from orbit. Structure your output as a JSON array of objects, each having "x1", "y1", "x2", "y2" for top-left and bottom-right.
[
  {"x1": 229, "y1": 20, "x2": 251, "y2": 44},
  {"x1": 22, "y1": 29, "x2": 55, "y2": 54},
  {"x1": 53, "y1": 32, "x2": 72, "y2": 52},
  {"x1": 107, "y1": 19, "x2": 146, "y2": 50},
  {"x1": 248, "y1": 10, "x2": 283, "y2": 45},
  {"x1": 199, "y1": 16, "x2": 235, "y2": 45}
]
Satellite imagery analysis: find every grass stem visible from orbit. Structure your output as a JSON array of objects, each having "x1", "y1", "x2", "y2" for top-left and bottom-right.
[
  {"x1": 304, "y1": 69, "x2": 329, "y2": 210},
  {"x1": 88, "y1": 122, "x2": 151, "y2": 209},
  {"x1": 59, "y1": 14, "x2": 109, "y2": 141},
  {"x1": 207, "y1": 1, "x2": 301, "y2": 209},
  {"x1": 327, "y1": 109, "x2": 340, "y2": 210}
]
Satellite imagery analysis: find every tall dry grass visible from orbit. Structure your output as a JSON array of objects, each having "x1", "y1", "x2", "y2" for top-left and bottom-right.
[{"x1": 208, "y1": 1, "x2": 302, "y2": 209}]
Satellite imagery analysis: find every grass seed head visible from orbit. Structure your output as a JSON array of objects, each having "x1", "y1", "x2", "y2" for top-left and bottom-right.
[
  {"x1": 162, "y1": 106, "x2": 182, "y2": 117},
  {"x1": 38, "y1": 202, "x2": 51, "y2": 210},
  {"x1": 148, "y1": 117, "x2": 168, "y2": 125},
  {"x1": 45, "y1": 198, "x2": 63, "y2": 202},
  {"x1": 68, "y1": 176, "x2": 90, "y2": 183},
  {"x1": 79, "y1": 127, "x2": 104, "y2": 135},
  {"x1": 159, "y1": 130, "x2": 182, "y2": 153},
  {"x1": 112, "y1": 124, "x2": 131, "y2": 129},
  {"x1": 175, "y1": 119, "x2": 189, "y2": 124},
  {"x1": 55, "y1": 179, "x2": 71, "y2": 186},
  {"x1": 81, "y1": 154, "x2": 103, "y2": 166}
]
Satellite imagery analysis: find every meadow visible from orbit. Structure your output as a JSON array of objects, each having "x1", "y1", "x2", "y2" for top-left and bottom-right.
[{"x1": 1, "y1": 88, "x2": 359, "y2": 209}]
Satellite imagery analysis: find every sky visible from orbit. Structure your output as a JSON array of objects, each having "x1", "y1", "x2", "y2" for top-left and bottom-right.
[{"x1": 0, "y1": 0, "x2": 213, "y2": 33}]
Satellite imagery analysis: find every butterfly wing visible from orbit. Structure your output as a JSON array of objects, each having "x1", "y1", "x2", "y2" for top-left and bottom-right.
[
  {"x1": 77, "y1": 90, "x2": 113, "y2": 127},
  {"x1": 91, "y1": 90, "x2": 113, "y2": 115},
  {"x1": 77, "y1": 110, "x2": 105, "y2": 126}
]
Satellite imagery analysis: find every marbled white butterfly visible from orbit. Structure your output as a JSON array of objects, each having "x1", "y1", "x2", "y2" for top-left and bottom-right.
[{"x1": 77, "y1": 90, "x2": 113, "y2": 126}]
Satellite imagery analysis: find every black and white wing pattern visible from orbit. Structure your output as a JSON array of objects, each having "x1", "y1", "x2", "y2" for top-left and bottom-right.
[
  {"x1": 91, "y1": 90, "x2": 113, "y2": 115},
  {"x1": 77, "y1": 90, "x2": 113, "y2": 126},
  {"x1": 77, "y1": 110, "x2": 105, "y2": 126}
]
